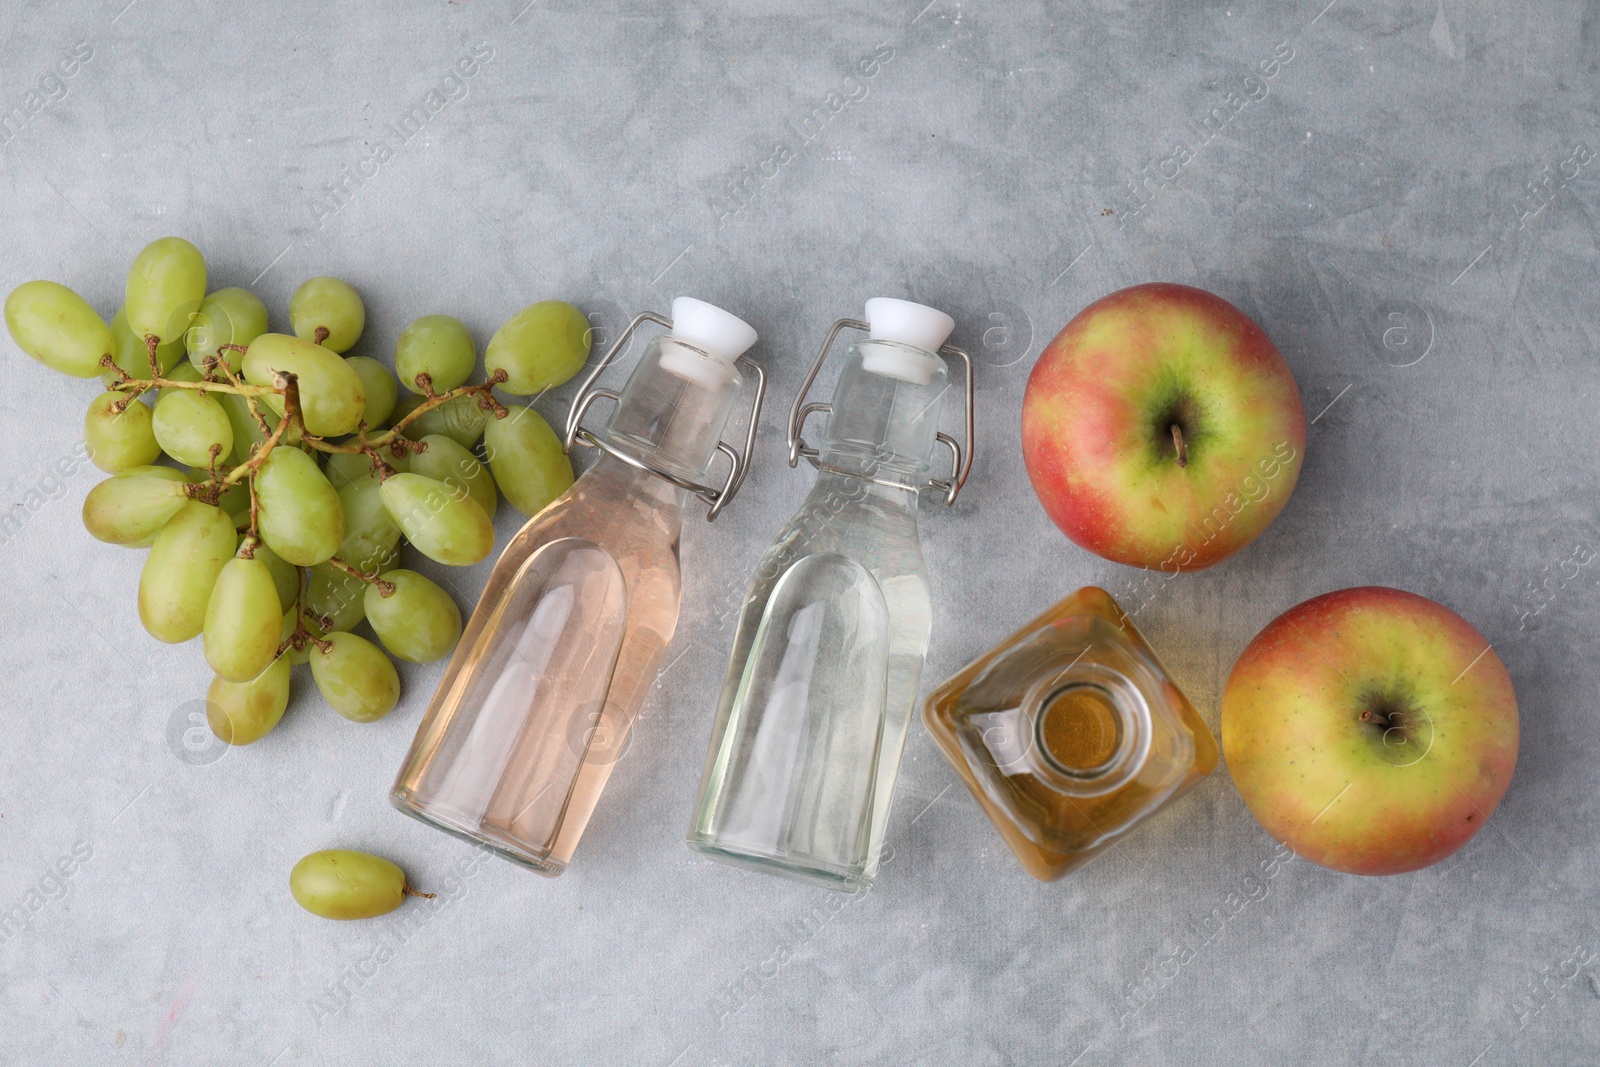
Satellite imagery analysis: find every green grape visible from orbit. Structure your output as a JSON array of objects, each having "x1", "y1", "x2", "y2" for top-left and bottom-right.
[
  {"x1": 84, "y1": 392, "x2": 160, "y2": 472},
  {"x1": 289, "y1": 276, "x2": 364, "y2": 353},
  {"x1": 305, "y1": 479, "x2": 401, "y2": 631},
  {"x1": 365, "y1": 569, "x2": 462, "y2": 664},
  {"x1": 102, "y1": 305, "x2": 185, "y2": 386},
  {"x1": 248, "y1": 538, "x2": 300, "y2": 611},
  {"x1": 379, "y1": 473, "x2": 494, "y2": 566},
  {"x1": 152, "y1": 388, "x2": 233, "y2": 467},
  {"x1": 322, "y1": 448, "x2": 404, "y2": 491},
  {"x1": 125, "y1": 236, "x2": 207, "y2": 344},
  {"x1": 337, "y1": 477, "x2": 402, "y2": 553},
  {"x1": 410, "y1": 433, "x2": 497, "y2": 520},
  {"x1": 256, "y1": 447, "x2": 344, "y2": 566},
  {"x1": 309, "y1": 632, "x2": 400, "y2": 723},
  {"x1": 485, "y1": 300, "x2": 590, "y2": 395},
  {"x1": 203, "y1": 555, "x2": 283, "y2": 682},
  {"x1": 186, "y1": 287, "x2": 268, "y2": 373},
  {"x1": 242, "y1": 333, "x2": 366, "y2": 437},
  {"x1": 290, "y1": 850, "x2": 415, "y2": 920},
  {"x1": 483, "y1": 403, "x2": 574, "y2": 518},
  {"x1": 216, "y1": 390, "x2": 277, "y2": 465},
  {"x1": 4, "y1": 280, "x2": 114, "y2": 378},
  {"x1": 392, "y1": 392, "x2": 489, "y2": 448},
  {"x1": 138, "y1": 500, "x2": 235, "y2": 643},
  {"x1": 345, "y1": 355, "x2": 397, "y2": 428},
  {"x1": 207, "y1": 656, "x2": 290, "y2": 746},
  {"x1": 321, "y1": 450, "x2": 372, "y2": 491},
  {"x1": 81, "y1": 465, "x2": 188, "y2": 545},
  {"x1": 395, "y1": 314, "x2": 475, "y2": 393},
  {"x1": 306, "y1": 564, "x2": 375, "y2": 633}
]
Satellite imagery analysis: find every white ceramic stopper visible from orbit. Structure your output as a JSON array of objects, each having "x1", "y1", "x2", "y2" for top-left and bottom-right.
[
  {"x1": 659, "y1": 296, "x2": 758, "y2": 390},
  {"x1": 861, "y1": 297, "x2": 954, "y2": 385}
]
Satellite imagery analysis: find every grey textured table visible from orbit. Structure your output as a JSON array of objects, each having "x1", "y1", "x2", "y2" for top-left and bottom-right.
[{"x1": 2, "y1": 1, "x2": 1596, "y2": 1064}]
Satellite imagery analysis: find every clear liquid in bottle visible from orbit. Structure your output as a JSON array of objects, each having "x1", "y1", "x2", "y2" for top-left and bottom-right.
[{"x1": 689, "y1": 299, "x2": 971, "y2": 890}]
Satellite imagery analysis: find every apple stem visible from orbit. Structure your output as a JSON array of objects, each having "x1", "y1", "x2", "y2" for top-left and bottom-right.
[
  {"x1": 1170, "y1": 423, "x2": 1188, "y2": 468},
  {"x1": 1360, "y1": 709, "x2": 1395, "y2": 728}
]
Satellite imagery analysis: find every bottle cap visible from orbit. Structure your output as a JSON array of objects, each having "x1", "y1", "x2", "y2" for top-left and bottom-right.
[
  {"x1": 861, "y1": 297, "x2": 954, "y2": 384},
  {"x1": 660, "y1": 297, "x2": 758, "y2": 390}
]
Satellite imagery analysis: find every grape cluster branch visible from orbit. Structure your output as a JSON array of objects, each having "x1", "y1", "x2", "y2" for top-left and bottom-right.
[{"x1": 104, "y1": 333, "x2": 511, "y2": 651}]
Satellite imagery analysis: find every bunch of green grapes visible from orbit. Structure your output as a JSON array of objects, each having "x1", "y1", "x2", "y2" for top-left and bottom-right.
[{"x1": 6, "y1": 236, "x2": 596, "y2": 750}]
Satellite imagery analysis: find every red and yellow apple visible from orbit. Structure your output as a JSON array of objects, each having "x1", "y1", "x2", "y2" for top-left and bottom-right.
[
  {"x1": 1222, "y1": 586, "x2": 1519, "y2": 875},
  {"x1": 1022, "y1": 283, "x2": 1305, "y2": 570}
]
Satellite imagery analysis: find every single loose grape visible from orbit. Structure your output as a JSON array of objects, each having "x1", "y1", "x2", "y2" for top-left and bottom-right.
[
  {"x1": 395, "y1": 314, "x2": 475, "y2": 394},
  {"x1": 289, "y1": 277, "x2": 364, "y2": 353},
  {"x1": 345, "y1": 355, "x2": 397, "y2": 428},
  {"x1": 392, "y1": 392, "x2": 489, "y2": 448},
  {"x1": 138, "y1": 500, "x2": 235, "y2": 643},
  {"x1": 152, "y1": 388, "x2": 233, "y2": 467},
  {"x1": 84, "y1": 392, "x2": 160, "y2": 472},
  {"x1": 242, "y1": 333, "x2": 366, "y2": 437},
  {"x1": 102, "y1": 305, "x2": 185, "y2": 386},
  {"x1": 365, "y1": 569, "x2": 462, "y2": 664},
  {"x1": 306, "y1": 479, "x2": 401, "y2": 632},
  {"x1": 125, "y1": 236, "x2": 207, "y2": 344},
  {"x1": 216, "y1": 390, "x2": 277, "y2": 466},
  {"x1": 207, "y1": 656, "x2": 291, "y2": 745},
  {"x1": 4, "y1": 280, "x2": 114, "y2": 378},
  {"x1": 410, "y1": 433, "x2": 497, "y2": 520},
  {"x1": 379, "y1": 473, "x2": 494, "y2": 566},
  {"x1": 203, "y1": 555, "x2": 283, "y2": 682},
  {"x1": 485, "y1": 300, "x2": 590, "y2": 395},
  {"x1": 309, "y1": 632, "x2": 400, "y2": 722},
  {"x1": 290, "y1": 850, "x2": 422, "y2": 920},
  {"x1": 186, "y1": 287, "x2": 268, "y2": 373},
  {"x1": 82, "y1": 466, "x2": 188, "y2": 545},
  {"x1": 483, "y1": 403, "x2": 573, "y2": 518},
  {"x1": 256, "y1": 447, "x2": 344, "y2": 566}
]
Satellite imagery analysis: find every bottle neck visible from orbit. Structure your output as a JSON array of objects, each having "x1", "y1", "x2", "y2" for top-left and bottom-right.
[
  {"x1": 816, "y1": 339, "x2": 948, "y2": 489},
  {"x1": 593, "y1": 336, "x2": 742, "y2": 485},
  {"x1": 810, "y1": 465, "x2": 922, "y2": 515},
  {"x1": 1024, "y1": 664, "x2": 1153, "y2": 797}
]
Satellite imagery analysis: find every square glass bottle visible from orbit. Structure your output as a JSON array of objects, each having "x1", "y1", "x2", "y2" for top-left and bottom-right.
[{"x1": 922, "y1": 587, "x2": 1217, "y2": 881}]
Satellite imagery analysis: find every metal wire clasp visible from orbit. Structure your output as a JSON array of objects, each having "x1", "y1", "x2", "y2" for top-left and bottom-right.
[
  {"x1": 785, "y1": 318, "x2": 975, "y2": 505},
  {"x1": 563, "y1": 310, "x2": 766, "y2": 521}
]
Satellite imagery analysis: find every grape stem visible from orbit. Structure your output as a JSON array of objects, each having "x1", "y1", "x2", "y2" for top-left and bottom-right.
[
  {"x1": 277, "y1": 567, "x2": 334, "y2": 658},
  {"x1": 243, "y1": 472, "x2": 264, "y2": 553},
  {"x1": 328, "y1": 556, "x2": 396, "y2": 598},
  {"x1": 402, "y1": 884, "x2": 436, "y2": 899}
]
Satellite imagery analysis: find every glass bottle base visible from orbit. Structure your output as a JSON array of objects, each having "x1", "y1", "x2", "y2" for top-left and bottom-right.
[
  {"x1": 390, "y1": 790, "x2": 568, "y2": 878},
  {"x1": 685, "y1": 835, "x2": 872, "y2": 893}
]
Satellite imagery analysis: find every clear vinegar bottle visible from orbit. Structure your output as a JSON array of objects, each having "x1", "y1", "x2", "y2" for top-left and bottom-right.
[
  {"x1": 392, "y1": 298, "x2": 766, "y2": 875},
  {"x1": 687, "y1": 299, "x2": 975, "y2": 890}
]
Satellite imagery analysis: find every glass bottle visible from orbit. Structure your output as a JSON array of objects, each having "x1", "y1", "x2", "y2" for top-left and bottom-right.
[
  {"x1": 922, "y1": 586, "x2": 1217, "y2": 881},
  {"x1": 687, "y1": 298, "x2": 975, "y2": 891},
  {"x1": 392, "y1": 298, "x2": 766, "y2": 875}
]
